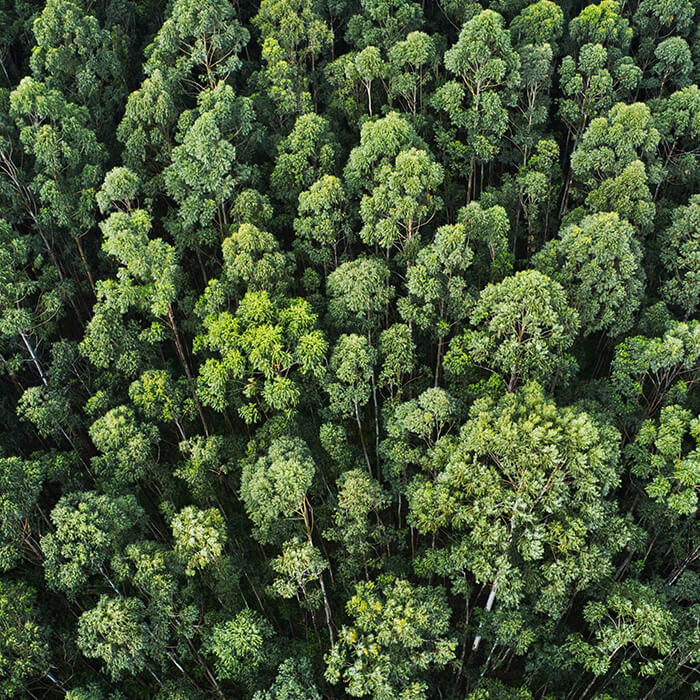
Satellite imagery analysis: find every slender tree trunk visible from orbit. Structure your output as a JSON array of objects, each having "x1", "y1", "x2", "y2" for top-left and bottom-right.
[
  {"x1": 20, "y1": 331, "x2": 48, "y2": 387},
  {"x1": 370, "y1": 370, "x2": 380, "y2": 461},
  {"x1": 434, "y1": 336, "x2": 443, "y2": 387},
  {"x1": 167, "y1": 307, "x2": 210, "y2": 436},
  {"x1": 469, "y1": 581, "x2": 498, "y2": 661},
  {"x1": 354, "y1": 400, "x2": 372, "y2": 475},
  {"x1": 318, "y1": 572, "x2": 335, "y2": 644},
  {"x1": 74, "y1": 235, "x2": 97, "y2": 298}
]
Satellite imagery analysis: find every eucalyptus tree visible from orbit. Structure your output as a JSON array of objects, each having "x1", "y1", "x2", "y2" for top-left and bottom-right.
[
  {"x1": 432, "y1": 9, "x2": 520, "y2": 199},
  {"x1": 325, "y1": 577, "x2": 456, "y2": 699},
  {"x1": 445, "y1": 270, "x2": 580, "y2": 392},
  {"x1": 535, "y1": 212, "x2": 645, "y2": 336},
  {"x1": 408, "y1": 383, "x2": 628, "y2": 660}
]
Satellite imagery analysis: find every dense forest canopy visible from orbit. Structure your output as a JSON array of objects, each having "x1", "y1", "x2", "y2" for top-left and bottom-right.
[{"x1": 0, "y1": 0, "x2": 699, "y2": 697}]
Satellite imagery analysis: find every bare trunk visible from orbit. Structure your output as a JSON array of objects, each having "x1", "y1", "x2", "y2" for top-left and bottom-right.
[{"x1": 469, "y1": 581, "x2": 498, "y2": 661}]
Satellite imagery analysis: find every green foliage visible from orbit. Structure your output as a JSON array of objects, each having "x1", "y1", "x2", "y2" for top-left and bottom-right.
[
  {"x1": 196, "y1": 291, "x2": 326, "y2": 422},
  {"x1": 445, "y1": 270, "x2": 579, "y2": 391},
  {"x1": 325, "y1": 576, "x2": 456, "y2": 698},
  {"x1": 41, "y1": 490, "x2": 143, "y2": 596},
  {"x1": 2, "y1": 2, "x2": 700, "y2": 697},
  {"x1": 535, "y1": 212, "x2": 645, "y2": 336},
  {"x1": 359, "y1": 147, "x2": 443, "y2": 263},
  {"x1": 327, "y1": 257, "x2": 394, "y2": 334},
  {"x1": 659, "y1": 195, "x2": 700, "y2": 317},
  {"x1": 269, "y1": 536, "x2": 328, "y2": 604},
  {"x1": 171, "y1": 505, "x2": 226, "y2": 575},
  {"x1": 294, "y1": 174, "x2": 352, "y2": 273},
  {"x1": 240, "y1": 436, "x2": 316, "y2": 542},
  {"x1": 0, "y1": 456, "x2": 44, "y2": 571},
  {"x1": 0, "y1": 580, "x2": 50, "y2": 698},
  {"x1": 253, "y1": 657, "x2": 321, "y2": 700},
  {"x1": 204, "y1": 609, "x2": 275, "y2": 683},
  {"x1": 30, "y1": 0, "x2": 127, "y2": 135},
  {"x1": 77, "y1": 595, "x2": 150, "y2": 680},
  {"x1": 433, "y1": 9, "x2": 520, "y2": 174},
  {"x1": 270, "y1": 113, "x2": 337, "y2": 204},
  {"x1": 89, "y1": 405, "x2": 159, "y2": 488},
  {"x1": 611, "y1": 320, "x2": 700, "y2": 420},
  {"x1": 164, "y1": 82, "x2": 254, "y2": 243},
  {"x1": 626, "y1": 405, "x2": 700, "y2": 516},
  {"x1": 408, "y1": 383, "x2": 627, "y2": 622}
]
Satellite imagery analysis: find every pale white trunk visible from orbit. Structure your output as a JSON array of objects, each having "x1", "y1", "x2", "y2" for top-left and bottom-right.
[{"x1": 471, "y1": 581, "x2": 498, "y2": 653}]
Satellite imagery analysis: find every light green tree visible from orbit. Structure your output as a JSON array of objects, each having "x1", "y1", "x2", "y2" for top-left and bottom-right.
[
  {"x1": 325, "y1": 577, "x2": 456, "y2": 699},
  {"x1": 445, "y1": 270, "x2": 579, "y2": 392},
  {"x1": 534, "y1": 212, "x2": 645, "y2": 336}
]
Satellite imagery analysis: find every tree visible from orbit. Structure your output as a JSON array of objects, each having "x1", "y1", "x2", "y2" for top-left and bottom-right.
[
  {"x1": 5, "y1": 76, "x2": 106, "y2": 289},
  {"x1": 346, "y1": 46, "x2": 385, "y2": 118},
  {"x1": 89, "y1": 405, "x2": 159, "y2": 489},
  {"x1": 294, "y1": 175, "x2": 352, "y2": 275},
  {"x1": 195, "y1": 291, "x2": 326, "y2": 424},
  {"x1": 269, "y1": 536, "x2": 334, "y2": 641},
  {"x1": 171, "y1": 506, "x2": 226, "y2": 576},
  {"x1": 326, "y1": 257, "x2": 394, "y2": 336},
  {"x1": 116, "y1": 69, "x2": 179, "y2": 181},
  {"x1": 558, "y1": 43, "x2": 640, "y2": 151},
  {"x1": 240, "y1": 436, "x2": 316, "y2": 543},
  {"x1": 129, "y1": 369, "x2": 193, "y2": 441},
  {"x1": 0, "y1": 218, "x2": 67, "y2": 396},
  {"x1": 253, "y1": 657, "x2": 321, "y2": 700},
  {"x1": 659, "y1": 195, "x2": 700, "y2": 318},
  {"x1": 457, "y1": 200, "x2": 512, "y2": 284},
  {"x1": 515, "y1": 139, "x2": 561, "y2": 250},
  {"x1": 653, "y1": 85, "x2": 700, "y2": 196},
  {"x1": 408, "y1": 383, "x2": 628, "y2": 654},
  {"x1": 344, "y1": 112, "x2": 426, "y2": 196},
  {"x1": 326, "y1": 468, "x2": 389, "y2": 579},
  {"x1": 399, "y1": 222, "x2": 474, "y2": 383},
  {"x1": 386, "y1": 31, "x2": 436, "y2": 116},
  {"x1": 571, "y1": 102, "x2": 660, "y2": 192},
  {"x1": 77, "y1": 595, "x2": 150, "y2": 680},
  {"x1": 194, "y1": 222, "x2": 291, "y2": 315},
  {"x1": 252, "y1": 0, "x2": 333, "y2": 114},
  {"x1": 30, "y1": 0, "x2": 127, "y2": 137},
  {"x1": 625, "y1": 404, "x2": 700, "y2": 518},
  {"x1": 0, "y1": 580, "x2": 50, "y2": 699},
  {"x1": 377, "y1": 323, "x2": 416, "y2": 400},
  {"x1": 432, "y1": 9, "x2": 520, "y2": 198},
  {"x1": 610, "y1": 320, "x2": 700, "y2": 421},
  {"x1": 380, "y1": 387, "x2": 462, "y2": 483},
  {"x1": 41, "y1": 491, "x2": 143, "y2": 597},
  {"x1": 326, "y1": 333, "x2": 377, "y2": 473},
  {"x1": 584, "y1": 159, "x2": 655, "y2": 235},
  {"x1": 0, "y1": 456, "x2": 44, "y2": 572},
  {"x1": 270, "y1": 113, "x2": 337, "y2": 205},
  {"x1": 345, "y1": 0, "x2": 423, "y2": 51},
  {"x1": 632, "y1": 0, "x2": 696, "y2": 73},
  {"x1": 510, "y1": 1, "x2": 564, "y2": 48},
  {"x1": 163, "y1": 82, "x2": 254, "y2": 251},
  {"x1": 325, "y1": 576, "x2": 456, "y2": 699},
  {"x1": 568, "y1": 0, "x2": 632, "y2": 54},
  {"x1": 270, "y1": 536, "x2": 327, "y2": 603},
  {"x1": 564, "y1": 581, "x2": 676, "y2": 700},
  {"x1": 91, "y1": 207, "x2": 209, "y2": 429},
  {"x1": 651, "y1": 37, "x2": 693, "y2": 96},
  {"x1": 445, "y1": 270, "x2": 579, "y2": 392},
  {"x1": 204, "y1": 609, "x2": 275, "y2": 684},
  {"x1": 358, "y1": 147, "x2": 443, "y2": 265},
  {"x1": 534, "y1": 212, "x2": 645, "y2": 336},
  {"x1": 144, "y1": 0, "x2": 249, "y2": 93}
]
